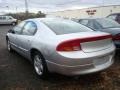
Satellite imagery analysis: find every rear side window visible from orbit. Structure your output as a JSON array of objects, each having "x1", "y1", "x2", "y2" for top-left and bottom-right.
[
  {"x1": 0, "y1": 16, "x2": 7, "y2": 20},
  {"x1": 2, "y1": 16, "x2": 6, "y2": 20},
  {"x1": 87, "y1": 21, "x2": 95, "y2": 29},
  {"x1": 107, "y1": 15, "x2": 117, "y2": 20},
  {"x1": 42, "y1": 19, "x2": 93, "y2": 35},
  {"x1": 22, "y1": 22, "x2": 37, "y2": 35},
  {"x1": 0, "y1": 17, "x2": 2, "y2": 20},
  {"x1": 93, "y1": 21, "x2": 102, "y2": 30},
  {"x1": 79, "y1": 20, "x2": 89, "y2": 26}
]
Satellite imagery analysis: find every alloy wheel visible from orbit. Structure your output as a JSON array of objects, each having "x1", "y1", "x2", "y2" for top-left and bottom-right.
[{"x1": 34, "y1": 55, "x2": 44, "y2": 76}]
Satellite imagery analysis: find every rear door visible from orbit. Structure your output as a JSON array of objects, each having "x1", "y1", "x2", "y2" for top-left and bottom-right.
[{"x1": 16, "y1": 21, "x2": 37, "y2": 58}]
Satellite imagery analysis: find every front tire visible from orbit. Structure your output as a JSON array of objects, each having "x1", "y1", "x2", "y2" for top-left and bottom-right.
[
  {"x1": 33, "y1": 51, "x2": 48, "y2": 78},
  {"x1": 7, "y1": 39, "x2": 13, "y2": 52},
  {"x1": 12, "y1": 22, "x2": 16, "y2": 26}
]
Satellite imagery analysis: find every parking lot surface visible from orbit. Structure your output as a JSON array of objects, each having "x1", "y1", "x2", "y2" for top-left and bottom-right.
[{"x1": 0, "y1": 25, "x2": 120, "y2": 90}]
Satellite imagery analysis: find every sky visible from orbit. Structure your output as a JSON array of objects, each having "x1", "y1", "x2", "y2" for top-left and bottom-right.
[{"x1": 0, "y1": 0, "x2": 120, "y2": 13}]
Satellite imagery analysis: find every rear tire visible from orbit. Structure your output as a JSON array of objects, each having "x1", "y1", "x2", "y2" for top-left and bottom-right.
[{"x1": 33, "y1": 51, "x2": 48, "y2": 78}]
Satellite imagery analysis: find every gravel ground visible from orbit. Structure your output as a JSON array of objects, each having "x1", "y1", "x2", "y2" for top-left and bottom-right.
[{"x1": 0, "y1": 25, "x2": 120, "y2": 90}]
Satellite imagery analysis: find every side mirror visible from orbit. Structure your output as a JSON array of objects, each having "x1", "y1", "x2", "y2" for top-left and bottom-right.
[{"x1": 8, "y1": 29, "x2": 15, "y2": 34}]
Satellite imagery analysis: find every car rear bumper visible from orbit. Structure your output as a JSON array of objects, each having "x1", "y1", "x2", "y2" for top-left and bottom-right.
[{"x1": 46, "y1": 52, "x2": 114, "y2": 76}]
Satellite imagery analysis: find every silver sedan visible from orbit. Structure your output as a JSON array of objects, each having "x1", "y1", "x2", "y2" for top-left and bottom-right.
[{"x1": 6, "y1": 18, "x2": 115, "y2": 78}]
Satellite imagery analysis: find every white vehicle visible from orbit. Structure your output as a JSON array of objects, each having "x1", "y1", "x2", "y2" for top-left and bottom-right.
[{"x1": 0, "y1": 16, "x2": 17, "y2": 25}]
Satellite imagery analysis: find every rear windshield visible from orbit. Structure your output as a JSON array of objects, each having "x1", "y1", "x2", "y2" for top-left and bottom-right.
[{"x1": 41, "y1": 19, "x2": 93, "y2": 35}]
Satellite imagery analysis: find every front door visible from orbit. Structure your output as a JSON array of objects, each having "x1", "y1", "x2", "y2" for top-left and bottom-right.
[{"x1": 10, "y1": 21, "x2": 26, "y2": 51}]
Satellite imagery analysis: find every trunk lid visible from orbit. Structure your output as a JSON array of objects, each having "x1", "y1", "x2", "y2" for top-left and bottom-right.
[
  {"x1": 57, "y1": 32, "x2": 113, "y2": 52},
  {"x1": 81, "y1": 37, "x2": 112, "y2": 53}
]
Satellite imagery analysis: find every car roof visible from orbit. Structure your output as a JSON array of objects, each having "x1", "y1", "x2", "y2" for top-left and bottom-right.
[
  {"x1": 28, "y1": 18, "x2": 64, "y2": 20},
  {"x1": 108, "y1": 13, "x2": 120, "y2": 15},
  {"x1": 78, "y1": 18, "x2": 111, "y2": 21},
  {"x1": 27, "y1": 18, "x2": 75, "y2": 23}
]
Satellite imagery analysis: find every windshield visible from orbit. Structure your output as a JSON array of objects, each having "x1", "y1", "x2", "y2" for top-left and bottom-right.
[
  {"x1": 42, "y1": 19, "x2": 93, "y2": 35},
  {"x1": 96, "y1": 18, "x2": 120, "y2": 29}
]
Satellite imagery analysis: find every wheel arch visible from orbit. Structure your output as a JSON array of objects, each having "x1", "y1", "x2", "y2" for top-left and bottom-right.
[
  {"x1": 31, "y1": 48, "x2": 49, "y2": 77},
  {"x1": 30, "y1": 48, "x2": 45, "y2": 61}
]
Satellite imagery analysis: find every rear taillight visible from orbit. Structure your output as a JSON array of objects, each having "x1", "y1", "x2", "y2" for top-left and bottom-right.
[
  {"x1": 113, "y1": 34, "x2": 120, "y2": 40},
  {"x1": 56, "y1": 34, "x2": 112, "y2": 52},
  {"x1": 56, "y1": 39, "x2": 81, "y2": 51}
]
